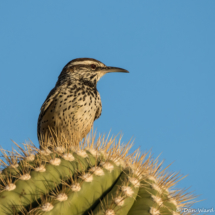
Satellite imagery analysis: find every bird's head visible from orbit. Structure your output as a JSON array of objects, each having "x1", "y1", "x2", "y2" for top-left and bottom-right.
[{"x1": 57, "y1": 58, "x2": 129, "y2": 86}]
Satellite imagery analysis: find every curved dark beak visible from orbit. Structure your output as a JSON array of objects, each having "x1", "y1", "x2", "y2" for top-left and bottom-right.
[{"x1": 99, "y1": 66, "x2": 129, "y2": 73}]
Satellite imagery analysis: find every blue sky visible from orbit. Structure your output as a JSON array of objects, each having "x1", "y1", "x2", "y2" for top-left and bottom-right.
[{"x1": 0, "y1": 1, "x2": 214, "y2": 210}]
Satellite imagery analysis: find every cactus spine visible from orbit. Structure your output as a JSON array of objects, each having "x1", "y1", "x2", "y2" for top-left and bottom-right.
[{"x1": 0, "y1": 134, "x2": 195, "y2": 215}]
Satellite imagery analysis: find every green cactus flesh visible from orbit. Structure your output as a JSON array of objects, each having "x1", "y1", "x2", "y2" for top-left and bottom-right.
[{"x1": 0, "y1": 135, "x2": 195, "y2": 215}]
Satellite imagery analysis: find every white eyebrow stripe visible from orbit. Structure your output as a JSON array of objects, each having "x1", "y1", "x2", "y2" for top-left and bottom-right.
[{"x1": 68, "y1": 60, "x2": 98, "y2": 66}]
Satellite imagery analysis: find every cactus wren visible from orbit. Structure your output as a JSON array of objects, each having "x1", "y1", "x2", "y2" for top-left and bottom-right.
[{"x1": 37, "y1": 58, "x2": 128, "y2": 146}]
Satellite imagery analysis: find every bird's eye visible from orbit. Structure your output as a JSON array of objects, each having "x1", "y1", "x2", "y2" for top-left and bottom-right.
[{"x1": 91, "y1": 64, "x2": 96, "y2": 69}]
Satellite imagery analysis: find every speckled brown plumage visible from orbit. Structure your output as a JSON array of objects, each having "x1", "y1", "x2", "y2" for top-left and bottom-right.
[{"x1": 37, "y1": 58, "x2": 128, "y2": 146}]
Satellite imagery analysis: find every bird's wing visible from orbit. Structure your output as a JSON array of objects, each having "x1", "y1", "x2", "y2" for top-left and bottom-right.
[
  {"x1": 37, "y1": 87, "x2": 60, "y2": 138},
  {"x1": 40, "y1": 87, "x2": 60, "y2": 113},
  {"x1": 95, "y1": 94, "x2": 102, "y2": 120}
]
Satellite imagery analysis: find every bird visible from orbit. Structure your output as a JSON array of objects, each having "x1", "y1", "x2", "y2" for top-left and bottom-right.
[{"x1": 37, "y1": 58, "x2": 129, "y2": 147}]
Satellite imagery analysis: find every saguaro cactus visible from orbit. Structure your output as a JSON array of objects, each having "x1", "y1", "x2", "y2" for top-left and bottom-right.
[{"x1": 0, "y1": 134, "x2": 195, "y2": 215}]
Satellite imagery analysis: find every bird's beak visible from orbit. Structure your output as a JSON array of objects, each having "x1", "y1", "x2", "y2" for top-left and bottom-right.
[{"x1": 99, "y1": 66, "x2": 129, "y2": 73}]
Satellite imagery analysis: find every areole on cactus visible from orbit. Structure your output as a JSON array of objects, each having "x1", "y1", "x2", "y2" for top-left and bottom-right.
[{"x1": 0, "y1": 132, "x2": 196, "y2": 215}]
